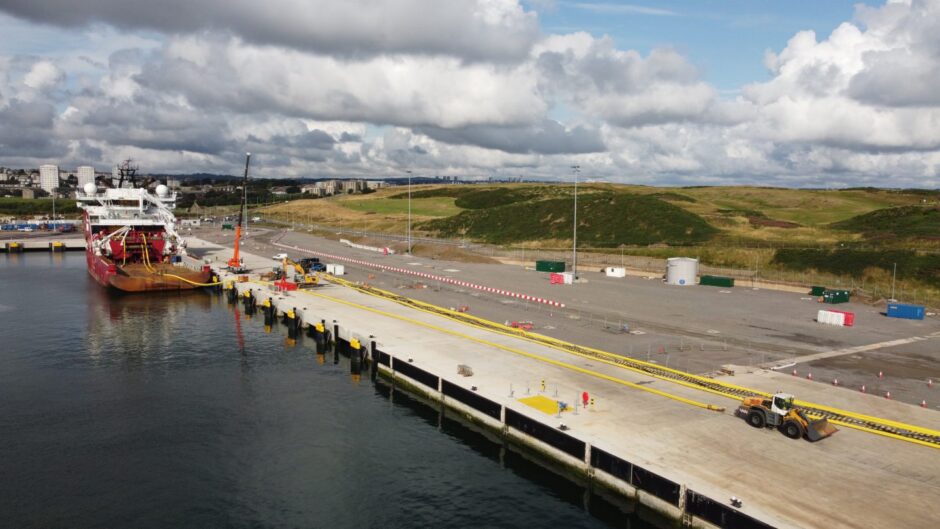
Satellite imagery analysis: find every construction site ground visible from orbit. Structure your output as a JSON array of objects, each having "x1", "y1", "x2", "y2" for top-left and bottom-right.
[
  {"x1": 189, "y1": 226, "x2": 940, "y2": 409},
  {"x1": 187, "y1": 234, "x2": 940, "y2": 529}
]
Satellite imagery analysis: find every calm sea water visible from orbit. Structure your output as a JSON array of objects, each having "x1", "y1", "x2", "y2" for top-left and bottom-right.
[{"x1": 0, "y1": 252, "x2": 651, "y2": 529}]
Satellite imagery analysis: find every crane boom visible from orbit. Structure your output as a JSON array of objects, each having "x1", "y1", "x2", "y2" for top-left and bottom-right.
[{"x1": 227, "y1": 153, "x2": 251, "y2": 270}]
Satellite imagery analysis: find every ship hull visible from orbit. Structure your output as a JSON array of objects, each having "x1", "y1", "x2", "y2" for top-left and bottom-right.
[{"x1": 85, "y1": 240, "x2": 211, "y2": 292}]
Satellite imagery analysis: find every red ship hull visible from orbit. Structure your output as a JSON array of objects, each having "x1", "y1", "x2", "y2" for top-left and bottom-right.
[{"x1": 83, "y1": 214, "x2": 211, "y2": 292}]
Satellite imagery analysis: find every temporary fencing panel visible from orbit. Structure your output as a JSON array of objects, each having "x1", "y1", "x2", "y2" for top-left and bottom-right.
[
  {"x1": 442, "y1": 379, "x2": 502, "y2": 420},
  {"x1": 504, "y1": 408, "x2": 585, "y2": 459}
]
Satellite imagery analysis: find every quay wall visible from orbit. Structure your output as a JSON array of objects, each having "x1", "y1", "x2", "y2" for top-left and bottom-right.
[{"x1": 224, "y1": 277, "x2": 777, "y2": 529}]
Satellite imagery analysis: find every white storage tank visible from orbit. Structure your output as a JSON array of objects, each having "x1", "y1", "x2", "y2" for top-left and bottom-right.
[{"x1": 665, "y1": 257, "x2": 698, "y2": 286}]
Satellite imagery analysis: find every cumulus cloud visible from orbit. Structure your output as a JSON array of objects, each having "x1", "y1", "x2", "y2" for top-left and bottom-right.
[
  {"x1": 744, "y1": 0, "x2": 940, "y2": 154},
  {"x1": 135, "y1": 34, "x2": 546, "y2": 129},
  {"x1": 417, "y1": 120, "x2": 604, "y2": 154},
  {"x1": 1, "y1": 0, "x2": 939, "y2": 186},
  {"x1": 534, "y1": 34, "x2": 743, "y2": 127},
  {"x1": 0, "y1": 0, "x2": 539, "y2": 62}
]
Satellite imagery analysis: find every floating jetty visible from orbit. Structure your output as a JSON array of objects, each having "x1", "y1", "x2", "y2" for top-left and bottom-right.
[{"x1": 190, "y1": 238, "x2": 940, "y2": 529}]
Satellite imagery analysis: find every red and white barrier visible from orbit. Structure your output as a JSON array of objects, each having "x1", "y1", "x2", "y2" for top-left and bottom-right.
[
  {"x1": 275, "y1": 242, "x2": 566, "y2": 308},
  {"x1": 816, "y1": 309, "x2": 854, "y2": 327}
]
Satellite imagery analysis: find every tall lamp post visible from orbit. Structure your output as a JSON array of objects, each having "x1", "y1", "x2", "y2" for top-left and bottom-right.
[
  {"x1": 51, "y1": 187, "x2": 56, "y2": 228},
  {"x1": 406, "y1": 170, "x2": 413, "y2": 254},
  {"x1": 571, "y1": 165, "x2": 580, "y2": 279}
]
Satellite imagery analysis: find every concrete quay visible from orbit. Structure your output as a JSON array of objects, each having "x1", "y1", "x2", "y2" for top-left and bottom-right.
[
  {"x1": 191, "y1": 238, "x2": 940, "y2": 529},
  {"x1": 1, "y1": 237, "x2": 84, "y2": 252}
]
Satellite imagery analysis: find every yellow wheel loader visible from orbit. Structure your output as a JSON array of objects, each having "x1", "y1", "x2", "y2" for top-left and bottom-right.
[{"x1": 738, "y1": 393, "x2": 838, "y2": 442}]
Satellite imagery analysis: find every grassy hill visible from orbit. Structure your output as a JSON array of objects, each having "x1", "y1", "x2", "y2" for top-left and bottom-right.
[
  {"x1": 420, "y1": 192, "x2": 717, "y2": 246},
  {"x1": 832, "y1": 205, "x2": 940, "y2": 240}
]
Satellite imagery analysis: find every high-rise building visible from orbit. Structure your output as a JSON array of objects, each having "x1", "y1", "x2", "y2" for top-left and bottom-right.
[
  {"x1": 39, "y1": 165, "x2": 59, "y2": 192},
  {"x1": 77, "y1": 166, "x2": 95, "y2": 187}
]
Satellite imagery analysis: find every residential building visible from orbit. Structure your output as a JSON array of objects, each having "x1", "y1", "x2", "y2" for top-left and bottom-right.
[
  {"x1": 39, "y1": 165, "x2": 59, "y2": 192},
  {"x1": 77, "y1": 166, "x2": 95, "y2": 187}
]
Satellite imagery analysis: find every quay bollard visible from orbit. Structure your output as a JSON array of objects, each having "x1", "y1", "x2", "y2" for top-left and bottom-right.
[
  {"x1": 262, "y1": 298, "x2": 275, "y2": 326},
  {"x1": 286, "y1": 307, "x2": 299, "y2": 339},
  {"x1": 350, "y1": 338, "x2": 362, "y2": 381}
]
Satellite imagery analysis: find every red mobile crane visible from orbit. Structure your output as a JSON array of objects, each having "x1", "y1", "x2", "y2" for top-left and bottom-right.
[{"x1": 227, "y1": 153, "x2": 251, "y2": 272}]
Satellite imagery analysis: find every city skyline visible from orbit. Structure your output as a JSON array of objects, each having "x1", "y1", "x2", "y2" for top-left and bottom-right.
[{"x1": 0, "y1": 1, "x2": 939, "y2": 188}]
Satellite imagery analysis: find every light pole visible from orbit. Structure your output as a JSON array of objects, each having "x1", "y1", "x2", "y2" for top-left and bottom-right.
[
  {"x1": 891, "y1": 262, "x2": 897, "y2": 301},
  {"x1": 51, "y1": 186, "x2": 57, "y2": 228},
  {"x1": 571, "y1": 165, "x2": 580, "y2": 279},
  {"x1": 406, "y1": 170, "x2": 413, "y2": 254}
]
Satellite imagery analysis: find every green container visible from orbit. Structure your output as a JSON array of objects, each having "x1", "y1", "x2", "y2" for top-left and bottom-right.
[
  {"x1": 823, "y1": 289, "x2": 850, "y2": 304},
  {"x1": 700, "y1": 275, "x2": 734, "y2": 288},
  {"x1": 535, "y1": 260, "x2": 566, "y2": 273},
  {"x1": 810, "y1": 286, "x2": 827, "y2": 296},
  {"x1": 222, "y1": 223, "x2": 234, "y2": 230}
]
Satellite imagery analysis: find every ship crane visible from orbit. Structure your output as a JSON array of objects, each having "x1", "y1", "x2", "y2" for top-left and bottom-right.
[{"x1": 227, "y1": 153, "x2": 251, "y2": 273}]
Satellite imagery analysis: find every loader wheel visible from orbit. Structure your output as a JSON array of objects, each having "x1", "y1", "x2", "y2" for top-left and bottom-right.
[
  {"x1": 747, "y1": 410, "x2": 765, "y2": 428},
  {"x1": 782, "y1": 421, "x2": 803, "y2": 439}
]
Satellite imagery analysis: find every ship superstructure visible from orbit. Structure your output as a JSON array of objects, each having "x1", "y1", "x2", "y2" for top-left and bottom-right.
[{"x1": 76, "y1": 162, "x2": 211, "y2": 292}]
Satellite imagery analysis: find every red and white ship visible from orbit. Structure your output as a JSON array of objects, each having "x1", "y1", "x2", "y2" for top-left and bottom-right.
[{"x1": 76, "y1": 162, "x2": 211, "y2": 292}]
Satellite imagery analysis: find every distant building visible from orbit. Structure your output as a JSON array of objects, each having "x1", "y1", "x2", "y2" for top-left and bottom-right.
[
  {"x1": 39, "y1": 165, "x2": 59, "y2": 192},
  {"x1": 77, "y1": 166, "x2": 95, "y2": 187},
  {"x1": 166, "y1": 178, "x2": 181, "y2": 190},
  {"x1": 21, "y1": 188, "x2": 36, "y2": 199}
]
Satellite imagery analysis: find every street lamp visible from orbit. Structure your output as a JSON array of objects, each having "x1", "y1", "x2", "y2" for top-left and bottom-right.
[
  {"x1": 406, "y1": 170, "x2": 413, "y2": 254},
  {"x1": 571, "y1": 165, "x2": 580, "y2": 279},
  {"x1": 51, "y1": 186, "x2": 57, "y2": 229}
]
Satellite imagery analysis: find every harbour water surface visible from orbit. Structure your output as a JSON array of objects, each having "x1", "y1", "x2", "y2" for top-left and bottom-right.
[{"x1": 1, "y1": 253, "x2": 651, "y2": 529}]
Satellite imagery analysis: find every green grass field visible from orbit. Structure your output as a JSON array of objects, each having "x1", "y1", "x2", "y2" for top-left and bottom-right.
[
  {"x1": 340, "y1": 196, "x2": 463, "y2": 217},
  {"x1": 262, "y1": 184, "x2": 940, "y2": 305}
]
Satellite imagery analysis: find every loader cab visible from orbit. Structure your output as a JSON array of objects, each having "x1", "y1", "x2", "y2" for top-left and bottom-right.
[{"x1": 771, "y1": 393, "x2": 795, "y2": 416}]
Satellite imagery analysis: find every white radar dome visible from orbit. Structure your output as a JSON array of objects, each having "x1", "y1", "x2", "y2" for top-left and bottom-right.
[
  {"x1": 83, "y1": 183, "x2": 97, "y2": 196},
  {"x1": 156, "y1": 184, "x2": 169, "y2": 197}
]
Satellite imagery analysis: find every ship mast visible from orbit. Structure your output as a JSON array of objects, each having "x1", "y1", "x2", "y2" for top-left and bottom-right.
[{"x1": 115, "y1": 159, "x2": 139, "y2": 189}]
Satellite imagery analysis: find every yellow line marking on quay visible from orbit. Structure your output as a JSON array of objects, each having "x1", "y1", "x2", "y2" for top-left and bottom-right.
[
  {"x1": 250, "y1": 278, "x2": 726, "y2": 413},
  {"x1": 235, "y1": 273, "x2": 940, "y2": 449},
  {"x1": 308, "y1": 275, "x2": 940, "y2": 450}
]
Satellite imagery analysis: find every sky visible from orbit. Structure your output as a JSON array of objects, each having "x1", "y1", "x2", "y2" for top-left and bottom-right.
[{"x1": 0, "y1": 0, "x2": 939, "y2": 188}]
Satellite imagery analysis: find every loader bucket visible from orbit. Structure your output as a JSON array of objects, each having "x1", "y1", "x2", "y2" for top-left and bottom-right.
[{"x1": 799, "y1": 411, "x2": 838, "y2": 441}]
